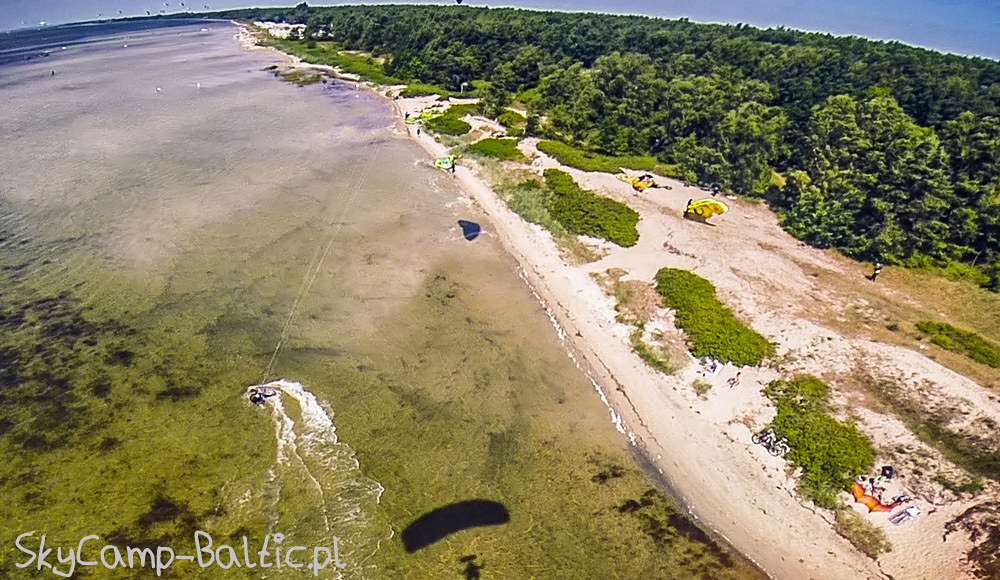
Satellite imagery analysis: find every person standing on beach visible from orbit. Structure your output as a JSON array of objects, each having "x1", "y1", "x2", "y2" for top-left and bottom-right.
[{"x1": 870, "y1": 261, "x2": 883, "y2": 282}]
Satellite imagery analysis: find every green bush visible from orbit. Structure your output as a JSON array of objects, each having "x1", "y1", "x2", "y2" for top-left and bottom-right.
[
  {"x1": 499, "y1": 179, "x2": 562, "y2": 233},
  {"x1": 764, "y1": 376, "x2": 876, "y2": 509},
  {"x1": 465, "y1": 138, "x2": 525, "y2": 161},
  {"x1": 653, "y1": 269, "x2": 775, "y2": 365},
  {"x1": 425, "y1": 114, "x2": 472, "y2": 136},
  {"x1": 422, "y1": 103, "x2": 478, "y2": 136},
  {"x1": 537, "y1": 140, "x2": 681, "y2": 178},
  {"x1": 543, "y1": 169, "x2": 639, "y2": 247},
  {"x1": 916, "y1": 321, "x2": 1000, "y2": 367},
  {"x1": 498, "y1": 109, "x2": 526, "y2": 129},
  {"x1": 445, "y1": 103, "x2": 479, "y2": 118}
]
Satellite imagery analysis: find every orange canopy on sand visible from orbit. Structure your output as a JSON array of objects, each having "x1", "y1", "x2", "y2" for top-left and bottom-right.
[{"x1": 851, "y1": 482, "x2": 894, "y2": 513}]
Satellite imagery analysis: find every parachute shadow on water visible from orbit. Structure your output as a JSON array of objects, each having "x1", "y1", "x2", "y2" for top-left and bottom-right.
[
  {"x1": 401, "y1": 500, "x2": 510, "y2": 553},
  {"x1": 457, "y1": 220, "x2": 481, "y2": 241}
]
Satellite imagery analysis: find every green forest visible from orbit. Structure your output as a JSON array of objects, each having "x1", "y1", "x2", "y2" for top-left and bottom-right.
[{"x1": 190, "y1": 4, "x2": 1000, "y2": 288}]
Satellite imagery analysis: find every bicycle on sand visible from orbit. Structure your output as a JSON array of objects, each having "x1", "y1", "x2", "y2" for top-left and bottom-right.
[{"x1": 751, "y1": 427, "x2": 790, "y2": 457}]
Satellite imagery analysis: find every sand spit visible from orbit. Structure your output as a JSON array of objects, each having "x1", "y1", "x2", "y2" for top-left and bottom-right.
[{"x1": 238, "y1": 22, "x2": 999, "y2": 580}]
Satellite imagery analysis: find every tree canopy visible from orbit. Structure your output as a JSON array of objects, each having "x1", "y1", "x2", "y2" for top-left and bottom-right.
[{"x1": 194, "y1": 5, "x2": 1000, "y2": 288}]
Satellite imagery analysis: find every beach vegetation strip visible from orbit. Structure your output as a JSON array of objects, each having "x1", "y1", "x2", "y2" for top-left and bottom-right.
[
  {"x1": 263, "y1": 37, "x2": 403, "y2": 84},
  {"x1": 424, "y1": 115, "x2": 472, "y2": 136},
  {"x1": 498, "y1": 109, "x2": 525, "y2": 128},
  {"x1": 537, "y1": 140, "x2": 683, "y2": 179},
  {"x1": 630, "y1": 327, "x2": 677, "y2": 375},
  {"x1": 543, "y1": 169, "x2": 639, "y2": 247},
  {"x1": 864, "y1": 377, "x2": 1000, "y2": 483},
  {"x1": 653, "y1": 269, "x2": 774, "y2": 365},
  {"x1": 277, "y1": 69, "x2": 323, "y2": 86},
  {"x1": 915, "y1": 320, "x2": 1000, "y2": 368},
  {"x1": 423, "y1": 103, "x2": 476, "y2": 136},
  {"x1": 764, "y1": 376, "x2": 876, "y2": 509},
  {"x1": 398, "y1": 82, "x2": 453, "y2": 98},
  {"x1": 833, "y1": 508, "x2": 893, "y2": 558},
  {"x1": 465, "y1": 138, "x2": 526, "y2": 162}
]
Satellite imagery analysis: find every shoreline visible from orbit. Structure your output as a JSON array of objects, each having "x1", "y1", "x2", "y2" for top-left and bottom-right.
[
  {"x1": 233, "y1": 22, "x2": 867, "y2": 580},
  {"x1": 378, "y1": 82, "x2": 880, "y2": 580},
  {"x1": 230, "y1": 21, "x2": 985, "y2": 580}
]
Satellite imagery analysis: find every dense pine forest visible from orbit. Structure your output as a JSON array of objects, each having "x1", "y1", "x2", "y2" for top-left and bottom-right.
[{"x1": 194, "y1": 4, "x2": 1000, "y2": 288}]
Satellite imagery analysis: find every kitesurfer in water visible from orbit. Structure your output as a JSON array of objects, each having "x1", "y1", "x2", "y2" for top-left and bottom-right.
[{"x1": 249, "y1": 386, "x2": 278, "y2": 406}]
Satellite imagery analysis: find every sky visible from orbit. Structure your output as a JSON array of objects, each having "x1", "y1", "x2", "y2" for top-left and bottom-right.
[{"x1": 2, "y1": 0, "x2": 998, "y2": 60}]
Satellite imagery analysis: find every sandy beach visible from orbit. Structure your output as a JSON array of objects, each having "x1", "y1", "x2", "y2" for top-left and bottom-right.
[{"x1": 240, "y1": 23, "x2": 1000, "y2": 580}]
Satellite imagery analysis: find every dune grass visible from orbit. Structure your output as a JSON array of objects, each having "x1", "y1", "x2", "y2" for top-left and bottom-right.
[
  {"x1": 277, "y1": 69, "x2": 322, "y2": 86},
  {"x1": 834, "y1": 508, "x2": 893, "y2": 558},
  {"x1": 764, "y1": 376, "x2": 876, "y2": 509},
  {"x1": 543, "y1": 169, "x2": 639, "y2": 247},
  {"x1": 263, "y1": 38, "x2": 403, "y2": 84},
  {"x1": 630, "y1": 327, "x2": 677, "y2": 375},
  {"x1": 916, "y1": 320, "x2": 1000, "y2": 368},
  {"x1": 465, "y1": 138, "x2": 525, "y2": 162},
  {"x1": 425, "y1": 115, "x2": 472, "y2": 136},
  {"x1": 537, "y1": 140, "x2": 681, "y2": 178},
  {"x1": 399, "y1": 82, "x2": 451, "y2": 98},
  {"x1": 653, "y1": 269, "x2": 774, "y2": 365},
  {"x1": 423, "y1": 102, "x2": 477, "y2": 136},
  {"x1": 864, "y1": 377, "x2": 1000, "y2": 483}
]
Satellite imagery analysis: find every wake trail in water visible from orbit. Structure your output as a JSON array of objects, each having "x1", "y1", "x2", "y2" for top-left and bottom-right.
[{"x1": 249, "y1": 379, "x2": 390, "y2": 578}]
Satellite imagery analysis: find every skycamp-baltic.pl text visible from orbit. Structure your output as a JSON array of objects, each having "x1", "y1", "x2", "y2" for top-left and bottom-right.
[{"x1": 14, "y1": 531, "x2": 346, "y2": 577}]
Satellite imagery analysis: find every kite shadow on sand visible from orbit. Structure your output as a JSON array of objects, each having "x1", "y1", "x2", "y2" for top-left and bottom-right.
[
  {"x1": 401, "y1": 500, "x2": 510, "y2": 553},
  {"x1": 682, "y1": 213, "x2": 717, "y2": 227}
]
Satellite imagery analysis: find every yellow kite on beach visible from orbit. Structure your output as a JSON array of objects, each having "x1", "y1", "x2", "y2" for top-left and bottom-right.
[{"x1": 685, "y1": 199, "x2": 728, "y2": 220}]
